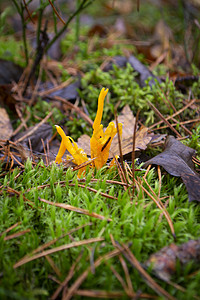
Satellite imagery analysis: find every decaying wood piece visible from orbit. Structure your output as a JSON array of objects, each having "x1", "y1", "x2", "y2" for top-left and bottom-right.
[{"x1": 145, "y1": 239, "x2": 200, "y2": 281}]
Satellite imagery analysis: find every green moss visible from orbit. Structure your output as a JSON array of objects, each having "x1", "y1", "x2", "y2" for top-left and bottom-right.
[
  {"x1": 0, "y1": 36, "x2": 26, "y2": 67},
  {"x1": 0, "y1": 159, "x2": 200, "y2": 299}
]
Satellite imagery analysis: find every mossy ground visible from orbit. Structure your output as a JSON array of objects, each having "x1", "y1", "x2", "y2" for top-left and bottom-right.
[{"x1": 0, "y1": 157, "x2": 200, "y2": 299}]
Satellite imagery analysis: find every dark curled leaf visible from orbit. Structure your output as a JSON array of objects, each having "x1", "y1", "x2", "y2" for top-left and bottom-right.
[
  {"x1": 145, "y1": 239, "x2": 200, "y2": 281},
  {"x1": 128, "y1": 55, "x2": 162, "y2": 87},
  {"x1": 102, "y1": 56, "x2": 128, "y2": 72},
  {"x1": 144, "y1": 136, "x2": 200, "y2": 202},
  {"x1": 102, "y1": 55, "x2": 161, "y2": 87},
  {"x1": 0, "y1": 60, "x2": 23, "y2": 84},
  {"x1": 49, "y1": 80, "x2": 81, "y2": 100},
  {"x1": 13, "y1": 123, "x2": 52, "y2": 153}
]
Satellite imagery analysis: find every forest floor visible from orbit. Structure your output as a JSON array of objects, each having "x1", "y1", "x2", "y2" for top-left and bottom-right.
[{"x1": 0, "y1": 1, "x2": 200, "y2": 299}]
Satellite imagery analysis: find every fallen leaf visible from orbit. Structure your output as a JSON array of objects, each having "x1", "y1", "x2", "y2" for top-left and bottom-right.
[
  {"x1": 78, "y1": 105, "x2": 154, "y2": 158},
  {"x1": 0, "y1": 84, "x2": 18, "y2": 113},
  {"x1": 144, "y1": 136, "x2": 200, "y2": 202},
  {"x1": 88, "y1": 24, "x2": 107, "y2": 37},
  {"x1": 77, "y1": 134, "x2": 90, "y2": 156},
  {"x1": 42, "y1": 80, "x2": 81, "y2": 101},
  {"x1": 13, "y1": 123, "x2": 52, "y2": 153},
  {"x1": 102, "y1": 55, "x2": 161, "y2": 87},
  {"x1": 0, "y1": 107, "x2": 13, "y2": 139},
  {"x1": 102, "y1": 56, "x2": 128, "y2": 72},
  {"x1": 0, "y1": 59, "x2": 23, "y2": 84},
  {"x1": 150, "y1": 20, "x2": 172, "y2": 60},
  {"x1": 145, "y1": 239, "x2": 200, "y2": 281},
  {"x1": 128, "y1": 55, "x2": 162, "y2": 87}
]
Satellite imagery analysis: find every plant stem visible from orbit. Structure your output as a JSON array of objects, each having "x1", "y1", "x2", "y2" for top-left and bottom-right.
[
  {"x1": 53, "y1": 10, "x2": 58, "y2": 35},
  {"x1": 37, "y1": 5, "x2": 44, "y2": 47},
  {"x1": 75, "y1": 0, "x2": 80, "y2": 42},
  {"x1": 12, "y1": 0, "x2": 29, "y2": 66},
  {"x1": 46, "y1": 0, "x2": 94, "y2": 52},
  {"x1": 20, "y1": 2, "x2": 29, "y2": 66}
]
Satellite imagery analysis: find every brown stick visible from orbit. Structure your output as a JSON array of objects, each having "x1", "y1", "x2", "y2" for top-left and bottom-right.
[
  {"x1": 52, "y1": 95, "x2": 93, "y2": 126},
  {"x1": 15, "y1": 111, "x2": 53, "y2": 143},
  {"x1": 149, "y1": 98, "x2": 196, "y2": 129},
  {"x1": 14, "y1": 237, "x2": 104, "y2": 269},
  {"x1": 115, "y1": 242, "x2": 176, "y2": 300},
  {"x1": 48, "y1": 0, "x2": 66, "y2": 24},
  {"x1": 132, "y1": 110, "x2": 140, "y2": 197},
  {"x1": 148, "y1": 101, "x2": 182, "y2": 138}
]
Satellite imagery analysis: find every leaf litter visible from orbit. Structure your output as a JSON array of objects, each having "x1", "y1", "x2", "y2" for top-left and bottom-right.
[
  {"x1": 1, "y1": 1, "x2": 200, "y2": 298},
  {"x1": 1, "y1": 70, "x2": 199, "y2": 300},
  {"x1": 144, "y1": 136, "x2": 200, "y2": 202}
]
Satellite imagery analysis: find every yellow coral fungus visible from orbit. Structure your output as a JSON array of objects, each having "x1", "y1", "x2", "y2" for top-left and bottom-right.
[
  {"x1": 55, "y1": 88, "x2": 122, "y2": 176},
  {"x1": 55, "y1": 125, "x2": 88, "y2": 177},
  {"x1": 90, "y1": 88, "x2": 122, "y2": 169}
]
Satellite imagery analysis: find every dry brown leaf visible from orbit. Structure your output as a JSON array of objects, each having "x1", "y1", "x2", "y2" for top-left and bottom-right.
[
  {"x1": 150, "y1": 20, "x2": 172, "y2": 60},
  {"x1": 0, "y1": 107, "x2": 13, "y2": 140},
  {"x1": 78, "y1": 105, "x2": 153, "y2": 158},
  {"x1": 106, "y1": 0, "x2": 133, "y2": 14},
  {"x1": 110, "y1": 125, "x2": 153, "y2": 158}
]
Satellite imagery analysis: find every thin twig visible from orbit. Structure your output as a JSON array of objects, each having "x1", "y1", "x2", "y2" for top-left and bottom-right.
[
  {"x1": 132, "y1": 110, "x2": 140, "y2": 197},
  {"x1": 148, "y1": 101, "x2": 182, "y2": 138},
  {"x1": 4, "y1": 229, "x2": 31, "y2": 241},
  {"x1": 149, "y1": 98, "x2": 196, "y2": 129},
  {"x1": 14, "y1": 237, "x2": 104, "y2": 269},
  {"x1": 15, "y1": 111, "x2": 53, "y2": 143},
  {"x1": 51, "y1": 253, "x2": 83, "y2": 300},
  {"x1": 23, "y1": 0, "x2": 35, "y2": 23},
  {"x1": 38, "y1": 78, "x2": 73, "y2": 97},
  {"x1": 48, "y1": 0, "x2": 65, "y2": 24},
  {"x1": 157, "y1": 165, "x2": 161, "y2": 198},
  {"x1": 115, "y1": 111, "x2": 128, "y2": 187},
  {"x1": 151, "y1": 117, "x2": 200, "y2": 132},
  {"x1": 0, "y1": 222, "x2": 21, "y2": 237},
  {"x1": 45, "y1": 255, "x2": 62, "y2": 278},
  {"x1": 115, "y1": 242, "x2": 176, "y2": 300},
  {"x1": 136, "y1": 178, "x2": 175, "y2": 238},
  {"x1": 39, "y1": 197, "x2": 112, "y2": 221},
  {"x1": 68, "y1": 183, "x2": 118, "y2": 201},
  {"x1": 143, "y1": 164, "x2": 151, "y2": 179},
  {"x1": 74, "y1": 289, "x2": 156, "y2": 298},
  {"x1": 41, "y1": 138, "x2": 48, "y2": 165},
  {"x1": 46, "y1": 0, "x2": 94, "y2": 52},
  {"x1": 62, "y1": 249, "x2": 122, "y2": 300},
  {"x1": 52, "y1": 95, "x2": 93, "y2": 126}
]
